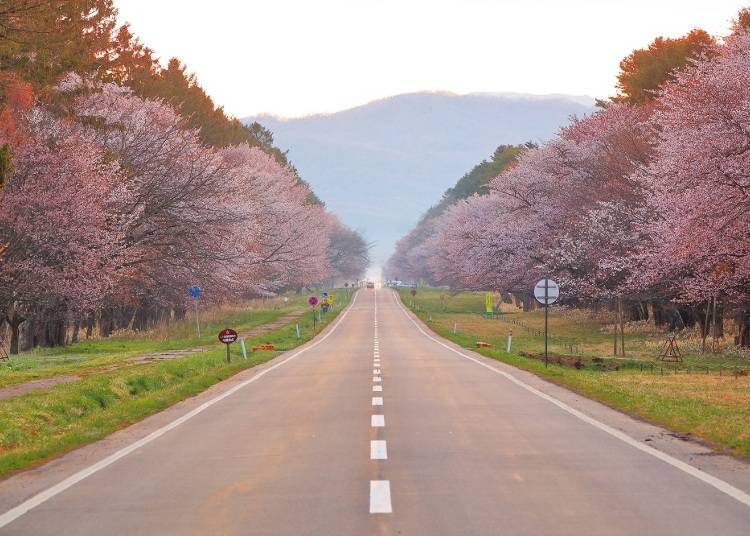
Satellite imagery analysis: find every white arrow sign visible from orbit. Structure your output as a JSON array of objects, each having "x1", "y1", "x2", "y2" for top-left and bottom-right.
[{"x1": 534, "y1": 279, "x2": 560, "y2": 305}]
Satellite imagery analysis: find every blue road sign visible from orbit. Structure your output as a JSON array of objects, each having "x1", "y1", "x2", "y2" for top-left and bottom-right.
[{"x1": 189, "y1": 286, "x2": 201, "y2": 299}]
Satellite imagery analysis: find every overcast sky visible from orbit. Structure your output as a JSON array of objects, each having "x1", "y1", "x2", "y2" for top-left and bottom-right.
[{"x1": 116, "y1": 0, "x2": 748, "y2": 118}]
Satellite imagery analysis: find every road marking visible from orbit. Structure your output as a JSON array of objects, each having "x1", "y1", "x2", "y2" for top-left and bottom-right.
[
  {"x1": 372, "y1": 385, "x2": 383, "y2": 392},
  {"x1": 0, "y1": 293, "x2": 364, "y2": 530},
  {"x1": 391, "y1": 290, "x2": 750, "y2": 510},
  {"x1": 370, "y1": 440, "x2": 388, "y2": 459},
  {"x1": 371, "y1": 414, "x2": 385, "y2": 427},
  {"x1": 372, "y1": 396, "x2": 383, "y2": 406},
  {"x1": 373, "y1": 376, "x2": 382, "y2": 382},
  {"x1": 370, "y1": 480, "x2": 392, "y2": 514}
]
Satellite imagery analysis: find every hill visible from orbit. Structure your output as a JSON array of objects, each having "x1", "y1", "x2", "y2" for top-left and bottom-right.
[{"x1": 245, "y1": 91, "x2": 595, "y2": 265}]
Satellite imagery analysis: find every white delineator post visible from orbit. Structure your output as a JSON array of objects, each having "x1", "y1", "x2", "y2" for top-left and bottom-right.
[{"x1": 507, "y1": 328, "x2": 513, "y2": 353}]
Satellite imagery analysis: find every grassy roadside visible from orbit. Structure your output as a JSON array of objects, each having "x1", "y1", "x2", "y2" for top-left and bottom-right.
[
  {"x1": 0, "y1": 291, "x2": 354, "y2": 478},
  {"x1": 399, "y1": 288, "x2": 750, "y2": 457},
  {"x1": 0, "y1": 295, "x2": 314, "y2": 389}
]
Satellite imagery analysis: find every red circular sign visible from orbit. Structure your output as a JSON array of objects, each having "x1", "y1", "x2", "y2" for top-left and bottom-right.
[
  {"x1": 218, "y1": 328, "x2": 238, "y2": 344},
  {"x1": 308, "y1": 296, "x2": 318, "y2": 307}
]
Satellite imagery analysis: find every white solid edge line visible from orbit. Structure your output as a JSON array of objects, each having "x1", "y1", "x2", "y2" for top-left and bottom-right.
[
  {"x1": 0, "y1": 292, "x2": 363, "y2": 529},
  {"x1": 370, "y1": 480, "x2": 392, "y2": 514},
  {"x1": 370, "y1": 440, "x2": 388, "y2": 459},
  {"x1": 391, "y1": 289, "x2": 750, "y2": 509}
]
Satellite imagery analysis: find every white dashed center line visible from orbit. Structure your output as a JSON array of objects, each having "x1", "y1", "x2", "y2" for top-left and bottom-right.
[
  {"x1": 370, "y1": 440, "x2": 388, "y2": 459},
  {"x1": 372, "y1": 385, "x2": 382, "y2": 392},
  {"x1": 371, "y1": 415, "x2": 385, "y2": 427},
  {"x1": 372, "y1": 396, "x2": 383, "y2": 406},
  {"x1": 370, "y1": 481, "x2": 392, "y2": 514}
]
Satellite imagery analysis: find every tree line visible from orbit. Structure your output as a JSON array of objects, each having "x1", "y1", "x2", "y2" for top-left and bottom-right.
[
  {"x1": 0, "y1": 1, "x2": 368, "y2": 354},
  {"x1": 386, "y1": 9, "x2": 750, "y2": 350}
]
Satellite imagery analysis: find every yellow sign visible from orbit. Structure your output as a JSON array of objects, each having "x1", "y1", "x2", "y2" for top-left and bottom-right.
[{"x1": 485, "y1": 292, "x2": 493, "y2": 314}]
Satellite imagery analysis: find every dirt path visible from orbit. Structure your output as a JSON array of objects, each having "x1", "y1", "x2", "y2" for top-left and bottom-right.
[{"x1": 0, "y1": 376, "x2": 80, "y2": 401}]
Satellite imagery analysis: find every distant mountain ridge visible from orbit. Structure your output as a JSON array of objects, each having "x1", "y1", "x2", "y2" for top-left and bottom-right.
[{"x1": 244, "y1": 91, "x2": 595, "y2": 265}]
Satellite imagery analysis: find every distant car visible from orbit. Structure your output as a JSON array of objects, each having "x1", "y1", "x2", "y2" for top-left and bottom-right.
[{"x1": 367, "y1": 282, "x2": 375, "y2": 289}]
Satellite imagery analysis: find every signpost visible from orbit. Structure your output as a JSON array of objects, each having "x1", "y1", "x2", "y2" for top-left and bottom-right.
[
  {"x1": 410, "y1": 288, "x2": 417, "y2": 308},
  {"x1": 534, "y1": 279, "x2": 560, "y2": 368},
  {"x1": 189, "y1": 285, "x2": 201, "y2": 338},
  {"x1": 218, "y1": 328, "x2": 238, "y2": 363},
  {"x1": 308, "y1": 296, "x2": 319, "y2": 333}
]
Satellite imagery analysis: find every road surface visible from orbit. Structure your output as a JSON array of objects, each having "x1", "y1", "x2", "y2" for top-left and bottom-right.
[{"x1": 1, "y1": 289, "x2": 750, "y2": 535}]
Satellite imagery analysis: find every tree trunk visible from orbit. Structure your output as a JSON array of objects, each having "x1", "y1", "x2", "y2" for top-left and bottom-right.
[
  {"x1": 5, "y1": 314, "x2": 24, "y2": 355},
  {"x1": 71, "y1": 318, "x2": 80, "y2": 344},
  {"x1": 99, "y1": 309, "x2": 114, "y2": 338},
  {"x1": 85, "y1": 314, "x2": 94, "y2": 339},
  {"x1": 618, "y1": 297, "x2": 625, "y2": 357},
  {"x1": 736, "y1": 309, "x2": 750, "y2": 348},
  {"x1": 613, "y1": 302, "x2": 618, "y2": 356},
  {"x1": 701, "y1": 301, "x2": 710, "y2": 353}
]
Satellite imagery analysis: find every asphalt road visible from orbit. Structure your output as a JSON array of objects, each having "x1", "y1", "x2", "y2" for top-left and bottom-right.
[{"x1": 2, "y1": 288, "x2": 750, "y2": 535}]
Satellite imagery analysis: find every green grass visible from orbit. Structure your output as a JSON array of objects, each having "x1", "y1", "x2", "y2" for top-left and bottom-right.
[
  {"x1": 0, "y1": 295, "x2": 320, "y2": 388},
  {"x1": 0, "y1": 290, "x2": 353, "y2": 478},
  {"x1": 400, "y1": 288, "x2": 750, "y2": 457}
]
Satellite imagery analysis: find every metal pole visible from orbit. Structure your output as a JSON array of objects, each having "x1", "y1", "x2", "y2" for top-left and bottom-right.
[
  {"x1": 226, "y1": 344, "x2": 231, "y2": 363},
  {"x1": 544, "y1": 279, "x2": 549, "y2": 368},
  {"x1": 194, "y1": 299, "x2": 201, "y2": 338}
]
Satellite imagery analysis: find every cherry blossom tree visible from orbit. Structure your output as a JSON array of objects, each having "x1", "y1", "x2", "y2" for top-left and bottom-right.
[
  {"x1": 635, "y1": 32, "x2": 750, "y2": 345},
  {"x1": 0, "y1": 111, "x2": 121, "y2": 352}
]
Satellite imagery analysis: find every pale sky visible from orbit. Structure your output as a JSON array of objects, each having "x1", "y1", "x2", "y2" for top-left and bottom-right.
[{"x1": 116, "y1": 0, "x2": 748, "y2": 118}]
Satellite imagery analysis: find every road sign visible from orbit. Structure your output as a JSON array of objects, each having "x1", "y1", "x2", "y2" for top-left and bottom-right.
[
  {"x1": 308, "y1": 296, "x2": 318, "y2": 307},
  {"x1": 533, "y1": 279, "x2": 560, "y2": 368},
  {"x1": 410, "y1": 289, "x2": 417, "y2": 296},
  {"x1": 218, "y1": 328, "x2": 238, "y2": 363},
  {"x1": 534, "y1": 279, "x2": 559, "y2": 305},
  {"x1": 218, "y1": 328, "x2": 238, "y2": 344},
  {"x1": 322, "y1": 292, "x2": 328, "y2": 299},
  {"x1": 321, "y1": 303, "x2": 330, "y2": 314},
  {"x1": 189, "y1": 285, "x2": 201, "y2": 299},
  {"x1": 485, "y1": 292, "x2": 493, "y2": 315}
]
